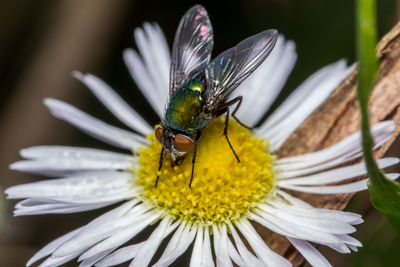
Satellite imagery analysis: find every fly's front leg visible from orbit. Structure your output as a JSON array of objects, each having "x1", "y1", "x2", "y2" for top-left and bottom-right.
[
  {"x1": 189, "y1": 131, "x2": 202, "y2": 187},
  {"x1": 155, "y1": 147, "x2": 165, "y2": 187}
]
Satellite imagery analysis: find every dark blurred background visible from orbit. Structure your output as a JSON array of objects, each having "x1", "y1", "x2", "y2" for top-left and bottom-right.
[{"x1": 0, "y1": 0, "x2": 399, "y2": 266}]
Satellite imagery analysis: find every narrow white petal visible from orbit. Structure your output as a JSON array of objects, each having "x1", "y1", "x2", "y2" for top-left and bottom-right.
[
  {"x1": 79, "y1": 249, "x2": 114, "y2": 267},
  {"x1": 13, "y1": 199, "x2": 118, "y2": 216},
  {"x1": 279, "y1": 173, "x2": 399, "y2": 194},
  {"x1": 276, "y1": 120, "x2": 395, "y2": 165},
  {"x1": 227, "y1": 237, "x2": 245, "y2": 267},
  {"x1": 278, "y1": 157, "x2": 399, "y2": 184},
  {"x1": 27, "y1": 227, "x2": 83, "y2": 266},
  {"x1": 123, "y1": 23, "x2": 170, "y2": 117},
  {"x1": 257, "y1": 203, "x2": 355, "y2": 234},
  {"x1": 20, "y1": 146, "x2": 134, "y2": 162},
  {"x1": 287, "y1": 237, "x2": 332, "y2": 267},
  {"x1": 54, "y1": 204, "x2": 155, "y2": 257},
  {"x1": 250, "y1": 211, "x2": 341, "y2": 245},
  {"x1": 202, "y1": 227, "x2": 215, "y2": 267},
  {"x1": 233, "y1": 36, "x2": 297, "y2": 126},
  {"x1": 269, "y1": 196, "x2": 362, "y2": 224},
  {"x1": 257, "y1": 60, "x2": 353, "y2": 149},
  {"x1": 130, "y1": 218, "x2": 178, "y2": 267},
  {"x1": 213, "y1": 224, "x2": 232, "y2": 267},
  {"x1": 227, "y1": 223, "x2": 265, "y2": 267},
  {"x1": 7, "y1": 172, "x2": 136, "y2": 203},
  {"x1": 95, "y1": 243, "x2": 144, "y2": 266},
  {"x1": 73, "y1": 72, "x2": 153, "y2": 136},
  {"x1": 236, "y1": 220, "x2": 291, "y2": 267},
  {"x1": 134, "y1": 24, "x2": 169, "y2": 100},
  {"x1": 44, "y1": 98, "x2": 148, "y2": 150},
  {"x1": 38, "y1": 251, "x2": 83, "y2": 267},
  {"x1": 9, "y1": 158, "x2": 133, "y2": 177},
  {"x1": 123, "y1": 49, "x2": 164, "y2": 117},
  {"x1": 79, "y1": 212, "x2": 162, "y2": 261},
  {"x1": 154, "y1": 221, "x2": 196, "y2": 267},
  {"x1": 190, "y1": 227, "x2": 215, "y2": 267},
  {"x1": 336, "y1": 234, "x2": 362, "y2": 247}
]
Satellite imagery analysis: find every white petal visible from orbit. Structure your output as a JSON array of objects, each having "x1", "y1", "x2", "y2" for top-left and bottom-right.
[
  {"x1": 336, "y1": 234, "x2": 362, "y2": 247},
  {"x1": 73, "y1": 72, "x2": 153, "y2": 136},
  {"x1": 27, "y1": 227, "x2": 83, "y2": 266},
  {"x1": 124, "y1": 49, "x2": 164, "y2": 117},
  {"x1": 20, "y1": 146, "x2": 134, "y2": 162},
  {"x1": 213, "y1": 224, "x2": 232, "y2": 267},
  {"x1": 95, "y1": 243, "x2": 144, "y2": 266},
  {"x1": 236, "y1": 219, "x2": 291, "y2": 267},
  {"x1": 276, "y1": 120, "x2": 395, "y2": 165},
  {"x1": 257, "y1": 203, "x2": 356, "y2": 234},
  {"x1": 130, "y1": 218, "x2": 178, "y2": 267},
  {"x1": 190, "y1": 227, "x2": 215, "y2": 267},
  {"x1": 6, "y1": 172, "x2": 136, "y2": 203},
  {"x1": 250, "y1": 211, "x2": 342, "y2": 245},
  {"x1": 233, "y1": 35, "x2": 297, "y2": 126},
  {"x1": 135, "y1": 23, "x2": 170, "y2": 95},
  {"x1": 10, "y1": 158, "x2": 133, "y2": 177},
  {"x1": 279, "y1": 173, "x2": 399, "y2": 194},
  {"x1": 13, "y1": 199, "x2": 117, "y2": 216},
  {"x1": 44, "y1": 98, "x2": 148, "y2": 150},
  {"x1": 227, "y1": 237, "x2": 244, "y2": 267},
  {"x1": 54, "y1": 203, "x2": 155, "y2": 257},
  {"x1": 38, "y1": 251, "x2": 83, "y2": 267},
  {"x1": 79, "y1": 249, "x2": 114, "y2": 267},
  {"x1": 154, "y1": 221, "x2": 196, "y2": 267},
  {"x1": 257, "y1": 60, "x2": 353, "y2": 149},
  {"x1": 124, "y1": 23, "x2": 170, "y2": 117},
  {"x1": 269, "y1": 196, "x2": 362, "y2": 224},
  {"x1": 287, "y1": 237, "x2": 332, "y2": 267},
  {"x1": 202, "y1": 227, "x2": 215, "y2": 267},
  {"x1": 80, "y1": 212, "x2": 165, "y2": 261},
  {"x1": 227, "y1": 223, "x2": 265, "y2": 267},
  {"x1": 278, "y1": 157, "x2": 399, "y2": 184}
]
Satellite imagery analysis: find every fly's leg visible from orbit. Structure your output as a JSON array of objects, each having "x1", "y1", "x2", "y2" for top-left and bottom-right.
[
  {"x1": 189, "y1": 131, "x2": 201, "y2": 187},
  {"x1": 172, "y1": 156, "x2": 185, "y2": 167},
  {"x1": 230, "y1": 96, "x2": 251, "y2": 129},
  {"x1": 223, "y1": 108, "x2": 240, "y2": 163},
  {"x1": 217, "y1": 96, "x2": 252, "y2": 129},
  {"x1": 155, "y1": 147, "x2": 165, "y2": 187}
]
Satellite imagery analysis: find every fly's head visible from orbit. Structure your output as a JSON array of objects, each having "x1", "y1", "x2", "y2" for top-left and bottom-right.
[{"x1": 155, "y1": 125, "x2": 194, "y2": 160}]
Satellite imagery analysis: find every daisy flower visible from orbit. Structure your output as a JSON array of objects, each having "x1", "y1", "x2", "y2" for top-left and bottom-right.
[{"x1": 6, "y1": 5, "x2": 399, "y2": 267}]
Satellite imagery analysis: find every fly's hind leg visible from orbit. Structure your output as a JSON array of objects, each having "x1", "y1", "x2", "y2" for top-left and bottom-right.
[
  {"x1": 223, "y1": 108, "x2": 240, "y2": 163},
  {"x1": 230, "y1": 96, "x2": 251, "y2": 130}
]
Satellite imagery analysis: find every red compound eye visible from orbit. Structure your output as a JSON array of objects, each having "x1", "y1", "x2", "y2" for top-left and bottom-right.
[
  {"x1": 174, "y1": 134, "x2": 194, "y2": 152},
  {"x1": 155, "y1": 126, "x2": 163, "y2": 144}
]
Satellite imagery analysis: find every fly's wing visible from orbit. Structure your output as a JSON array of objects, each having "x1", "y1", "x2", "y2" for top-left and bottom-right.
[
  {"x1": 169, "y1": 5, "x2": 213, "y2": 97},
  {"x1": 204, "y1": 29, "x2": 278, "y2": 112}
]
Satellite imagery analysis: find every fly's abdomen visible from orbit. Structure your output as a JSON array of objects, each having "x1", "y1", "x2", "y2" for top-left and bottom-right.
[{"x1": 165, "y1": 81, "x2": 208, "y2": 134}]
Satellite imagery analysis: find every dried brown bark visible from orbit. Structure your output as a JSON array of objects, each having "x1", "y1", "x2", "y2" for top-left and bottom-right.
[{"x1": 258, "y1": 21, "x2": 400, "y2": 265}]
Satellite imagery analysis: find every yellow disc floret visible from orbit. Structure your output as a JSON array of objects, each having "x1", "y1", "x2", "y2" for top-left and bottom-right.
[{"x1": 135, "y1": 118, "x2": 275, "y2": 224}]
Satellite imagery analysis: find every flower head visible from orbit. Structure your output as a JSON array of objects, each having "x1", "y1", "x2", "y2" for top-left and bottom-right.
[{"x1": 6, "y1": 5, "x2": 399, "y2": 267}]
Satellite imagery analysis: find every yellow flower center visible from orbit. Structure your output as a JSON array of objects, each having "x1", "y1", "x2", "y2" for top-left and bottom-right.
[{"x1": 135, "y1": 118, "x2": 275, "y2": 224}]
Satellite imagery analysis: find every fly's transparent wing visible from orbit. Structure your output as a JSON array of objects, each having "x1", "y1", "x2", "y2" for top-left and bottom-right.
[
  {"x1": 204, "y1": 29, "x2": 278, "y2": 111},
  {"x1": 169, "y1": 5, "x2": 213, "y2": 97}
]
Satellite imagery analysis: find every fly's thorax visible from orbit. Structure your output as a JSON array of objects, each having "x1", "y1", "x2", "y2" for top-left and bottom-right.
[{"x1": 164, "y1": 80, "x2": 208, "y2": 134}]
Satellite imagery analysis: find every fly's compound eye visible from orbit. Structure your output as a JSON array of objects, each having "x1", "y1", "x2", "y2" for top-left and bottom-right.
[
  {"x1": 174, "y1": 134, "x2": 194, "y2": 152},
  {"x1": 155, "y1": 126, "x2": 163, "y2": 144}
]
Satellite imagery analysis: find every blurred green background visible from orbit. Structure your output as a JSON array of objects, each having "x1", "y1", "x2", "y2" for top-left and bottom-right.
[{"x1": 0, "y1": 0, "x2": 399, "y2": 266}]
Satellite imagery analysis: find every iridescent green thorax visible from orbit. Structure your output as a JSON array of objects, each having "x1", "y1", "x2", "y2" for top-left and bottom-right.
[{"x1": 165, "y1": 80, "x2": 209, "y2": 134}]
